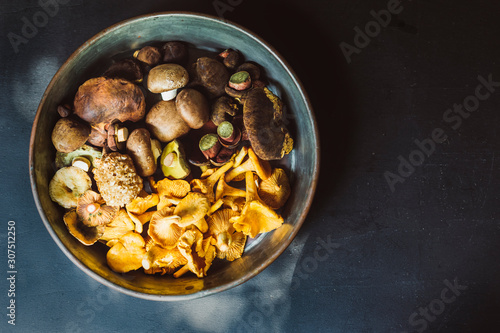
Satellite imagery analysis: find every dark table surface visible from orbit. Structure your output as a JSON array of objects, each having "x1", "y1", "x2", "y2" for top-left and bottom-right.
[{"x1": 1, "y1": 0, "x2": 500, "y2": 332}]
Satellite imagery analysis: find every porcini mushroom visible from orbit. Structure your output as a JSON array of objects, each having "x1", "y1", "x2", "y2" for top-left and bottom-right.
[
  {"x1": 258, "y1": 168, "x2": 291, "y2": 210},
  {"x1": 147, "y1": 63, "x2": 189, "y2": 101},
  {"x1": 146, "y1": 100, "x2": 190, "y2": 143},
  {"x1": 133, "y1": 46, "x2": 161, "y2": 67},
  {"x1": 175, "y1": 88, "x2": 210, "y2": 129},
  {"x1": 243, "y1": 87, "x2": 294, "y2": 160},
  {"x1": 73, "y1": 77, "x2": 146, "y2": 134},
  {"x1": 191, "y1": 57, "x2": 230, "y2": 98},
  {"x1": 51, "y1": 116, "x2": 91, "y2": 153},
  {"x1": 76, "y1": 190, "x2": 119, "y2": 227},
  {"x1": 207, "y1": 209, "x2": 246, "y2": 261}
]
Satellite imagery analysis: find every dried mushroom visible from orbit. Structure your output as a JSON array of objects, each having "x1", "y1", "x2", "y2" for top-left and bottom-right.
[
  {"x1": 49, "y1": 166, "x2": 92, "y2": 209},
  {"x1": 51, "y1": 117, "x2": 91, "y2": 153},
  {"x1": 76, "y1": 190, "x2": 119, "y2": 227},
  {"x1": 106, "y1": 231, "x2": 146, "y2": 273}
]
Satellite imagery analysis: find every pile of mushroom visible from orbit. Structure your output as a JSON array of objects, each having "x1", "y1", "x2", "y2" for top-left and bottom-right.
[{"x1": 48, "y1": 40, "x2": 294, "y2": 277}]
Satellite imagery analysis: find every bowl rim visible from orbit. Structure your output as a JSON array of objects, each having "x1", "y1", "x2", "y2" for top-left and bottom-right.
[{"x1": 29, "y1": 11, "x2": 320, "y2": 301}]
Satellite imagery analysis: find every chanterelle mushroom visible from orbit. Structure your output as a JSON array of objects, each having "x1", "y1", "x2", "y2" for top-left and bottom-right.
[
  {"x1": 174, "y1": 228, "x2": 216, "y2": 278},
  {"x1": 73, "y1": 77, "x2": 146, "y2": 134},
  {"x1": 207, "y1": 209, "x2": 246, "y2": 261},
  {"x1": 99, "y1": 209, "x2": 135, "y2": 242},
  {"x1": 230, "y1": 172, "x2": 284, "y2": 238},
  {"x1": 147, "y1": 63, "x2": 189, "y2": 101},
  {"x1": 258, "y1": 168, "x2": 291, "y2": 210},
  {"x1": 142, "y1": 244, "x2": 187, "y2": 275},
  {"x1": 106, "y1": 231, "x2": 146, "y2": 273}
]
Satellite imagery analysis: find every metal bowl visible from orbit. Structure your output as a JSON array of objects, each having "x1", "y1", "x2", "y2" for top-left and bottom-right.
[{"x1": 29, "y1": 12, "x2": 319, "y2": 301}]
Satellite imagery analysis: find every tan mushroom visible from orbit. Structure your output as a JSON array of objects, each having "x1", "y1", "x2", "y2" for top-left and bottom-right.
[
  {"x1": 147, "y1": 63, "x2": 189, "y2": 101},
  {"x1": 76, "y1": 190, "x2": 119, "y2": 227},
  {"x1": 172, "y1": 192, "x2": 210, "y2": 228}
]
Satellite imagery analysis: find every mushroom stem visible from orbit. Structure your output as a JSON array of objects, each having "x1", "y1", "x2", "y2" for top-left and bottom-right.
[
  {"x1": 217, "y1": 232, "x2": 231, "y2": 252},
  {"x1": 87, "y1": 203, "x2": 100, "y2": 214},
  {"x1": 161, "y1": 89, "x2": 178, "y2": 101},
  {"x1": 173, "y1": 265, "x2": 190, "y2": 278}
]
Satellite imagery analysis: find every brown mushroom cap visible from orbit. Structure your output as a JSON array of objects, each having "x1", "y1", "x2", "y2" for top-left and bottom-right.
[
  {"x1": 63, "y1": 209, "x2": 105, "y2": 246},
  {"x1": 175, "y1": 88, "x2": 209, "y2": 129},
  {"x1": 73, "y1": 77, "x2": 146, "y2": 133},
  {"x1": 193, "y1": 57, "x2": 230, "y2": 98},
  {"x1": 76, "y1": 190, "x2": 119, "y2": 227},
  {"x1": 51, "y1": 117, "x2": 91, "y2": 153},
  {"x1": 147, "y1": 63, "x2": 189, "y2": 94},
  {"x1": 146, "y1": 100, "x2": 190, "y2": 143},
  {"x1": 243, "y1": 87, "x2": 294, "y2": 160}
]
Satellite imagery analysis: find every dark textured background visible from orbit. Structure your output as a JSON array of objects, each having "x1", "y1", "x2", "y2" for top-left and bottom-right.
[{"x1": 1, "y1": 0, "x2": 499, "y2": 332}]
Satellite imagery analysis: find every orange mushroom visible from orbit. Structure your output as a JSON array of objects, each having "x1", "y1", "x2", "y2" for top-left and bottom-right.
[
  {"x1": 207, "y1": 209, "x2": 246, "y2": 261},
  {"x1": 76, "y1": 190, "x2": 119, "y2": 227},
  {"x1": 224, "y1": 147, "x2": 271, "y2": 182},
  {"x1": 257, "y1": 168, "x2": 291, "y2": 210},
  {"x1": 174, "y1": 229, "x2": 216, "y2": 278},
  {"x1": 105, "y1": 231, "x2": 146, "y2": 273}
]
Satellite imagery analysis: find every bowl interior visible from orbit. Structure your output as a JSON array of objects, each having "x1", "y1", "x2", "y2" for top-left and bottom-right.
[{"x1": 30, "y1": 12, "x2": 319, "y2": 300}]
